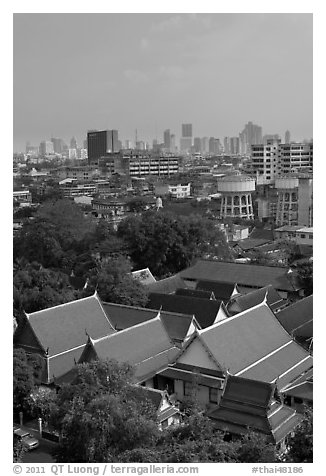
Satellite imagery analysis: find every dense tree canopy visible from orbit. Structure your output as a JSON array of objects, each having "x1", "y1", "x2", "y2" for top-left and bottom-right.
[
  {"x1": 13, "y1": 261, "x2": 77, "y2": 314},
  {"x1": 118, "y1": 211, "x2": 232, "y2": 278},
  {"x1": 296, "y1": 260, "x2": 313, "y2": 296},
  {"x1": 84, "y1": 256, "x2": 148, "y2": 307},
  {"x1": 284, "y1": 406, "x2": 313, "y2": 463}
]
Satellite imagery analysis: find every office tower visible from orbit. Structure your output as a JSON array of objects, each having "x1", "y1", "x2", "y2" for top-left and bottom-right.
[
  {"x1": 201, "y1": 137, "x2": 209, "y2": 154},
  {"x1": 51, "y1": 137, "x2": 64, "y2": 154},
  {"x1": 194, "y1": 137, "x2": 202, "y2": 153},
  {"x1": 170, "y1": 134, "x2": 176, "y2": 152},
  {"x1": 240, "y1": 122, "x2": 263, "y2": 152},
  {"x1": 285, "y1": 130, "x2": 291, "y2": 144},
  {"x1": 164, "y1": 129, "x2": 171, "y2": 150},
  {"x1": 39, "y1": 141, "x2": 54, "y2": 156},
  {"x1": 68, "y1": 148, "x2": 77, "y2": 160},
  {"x1": 230, "y1": 137, "x2": 240, "y2": 155},
  {"x1": 83, "y1": 139, "x2": 88, "y2": 150},
  {"x1": 125, "y1": 139, "x2": 132, "y2": 149},
  {"x1": 263, "y1": 134, "x2": 280, "y2": 145},
  {"x1": 87, "y1": 129, "x2": 119, "y2": 162},
  {"x1": 182, "y1": 123, "x2": 192, "y2": 137},
  {"x1": 70, "y1": 136, "x2": 77, "y2": 149},
  {"x1": 223, "y1": 137, "x2": 230, "y2": 154}
]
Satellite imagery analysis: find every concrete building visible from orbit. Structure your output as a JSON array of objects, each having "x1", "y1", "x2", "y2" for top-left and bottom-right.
[
  {"x1": 164, "y1": 129, "x2": 171, "y2": 151},
  {"x1": 230, "y1": 137, "x2": 240, "y2": 155},
  {"x1": 298, "y1": 176, "x2": 313, "y2": 226},
  {"x1": 182, "y1": 123, "x2": 192, "y2": 138},
  {"x1": 39, "y1": 141, "x2": 54, "y2": 156},
  {"x1": 87, "y1": 129, "x2": 119, "y2": 162},
  {"x1": 274, "y1": 226, "x2": 313, "y2": 246},
  {"x1": 278, "y1": 143, "x2": 313, "y2": 174},
  {"x1": 250, "y1": 139, "x2": 281, "y2": 184},
  {"x1": 180, "y1": 123, "x2": 193, "y2": 153},
  {"x1": 193, "y1": 137, "x2": 202, "y2": 153},
  {"x1": 155, "y1": 182, "x2": 191, "y2": 199},
  {"x1": 217, "y1": 175, "x2": 255, "y2": 220},
  {"x1": 275, "y1": 177, "x2": 299, "y2": 226},
  {"x1": 285, "y1": 130, "x2": 291, "y2": 144}
]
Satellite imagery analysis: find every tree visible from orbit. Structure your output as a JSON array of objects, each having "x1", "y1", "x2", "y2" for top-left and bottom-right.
[
  {"x1": 85, "y1": 256, "x2": 148, "y2": 306},
  {"x1": 296, "y1": 260, "x2": 313, "y2": 296},
  {"x1": 284, "y1": 406, "x2": 313, "y2": 463},
  {"x1": 51, "y1": 361, "x2": 159, "y2": 463},
  {"x1": 13, "y1": 438, "x2": 27, "y2": 463},
  {"x1": 13, "y1": 348, "x2": 36, "y2": 413},
  {"x1": 118, "y1": 211, "x2": 232, "y2": 278},
  {"x1": 14, "y1": 261, "x2": 77, "y2": 314}
]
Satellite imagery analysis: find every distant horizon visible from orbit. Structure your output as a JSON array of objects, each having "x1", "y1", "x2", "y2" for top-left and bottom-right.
[{"x1": 14, "y1": 13, "x2": 312, "y2": 153}]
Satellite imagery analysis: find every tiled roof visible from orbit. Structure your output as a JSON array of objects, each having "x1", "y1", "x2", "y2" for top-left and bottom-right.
[
  {"x1": 283, "y1": 382, "x2": 313, "y2": 401},
  {"x1": 102, "y1": 302, "x2": 196, "y2": 343},
  {"x1": 237, "y1": 238, "x2": 272, "y2": 251},
  {"x1": 81, "y1": 316, "x2": 180, "y2": 382},
  {"x1": 228, "y1": 285, "x2": 285, "y2": 314},
  {"x1": 131, "y1": 268, "x2": 156, "y2": 285},
  {"x1": 207, "y1": 375, "x2": 302, "y2": 444},
  {"x1": 197, "y1": 302, "x2": 313, "y2": 390},
  {"x1": 147, "y1": 293, "x2": 226, "y2": 328},
  {"x1": 146, "y1": 274, "x2": 188, "y2": 294},
  {"x1": 275, "y1": 296, "x2": 313, "y2": 339},
  {"x1": 175, "y1": 288, "x2": 215, "y2": 300},
  {"x1": 181, "y1": 260, "x2": 301, "y2": 292},
  {"x1": 25, "y1": 294, "x2": 116, "y2": 357},
  {"x1": 196, "y1": 280, "x2": 239, "y2": 301}
]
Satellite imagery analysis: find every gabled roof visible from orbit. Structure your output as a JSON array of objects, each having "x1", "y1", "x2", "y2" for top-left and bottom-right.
[
  {"x1": 181, "y1": 260, "x2": 301, "y2": 292},
  {"x1": 102, "y1": 301, "x2": 198, "y2": 344},
  {"x1": 208, "y1": 375, "x2": 302, "y2": 444},
  {"x1": 275, "y1": 295, "x2": 313, "y2": 339},
  {"x1": 131, "y1": 268, "x2": 156, "y2": 285},
  {"x1": 147, "y1": 292, "x2": 227, "y2": 329},
  {"x1": 196, "y1": 280, "x2": 239, "y2": 301},
  {"x1": 196, "y1": 301, "x2": 312, "y2": 390},
  {"x1": 79, "y1": 316, "x2": 180, "y2": 382},
  {"x1": 24, "y1": 293, "x2": 116, "y2": 357},
  {"x1": 228, "y1": 285, "x2": 285, "y2": 314},
  {"x1": 236, "y1": 238, "x2": 272, "y2": 251},
  {"x1": 175, "y1": 288, "x2": 215, "y2": 300},
  {"x1": 145, "y1": 273, "x2": 188, "y2": 294}
]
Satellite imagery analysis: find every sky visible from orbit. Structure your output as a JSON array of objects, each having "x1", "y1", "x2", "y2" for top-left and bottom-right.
[{"x1": 13, "y1": 13, "x2": 313, "y2": 152}]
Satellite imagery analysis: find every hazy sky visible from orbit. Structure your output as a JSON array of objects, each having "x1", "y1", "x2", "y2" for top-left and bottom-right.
[{"x1": 13, "y1": 13, "x2": 313, "y2": 151}]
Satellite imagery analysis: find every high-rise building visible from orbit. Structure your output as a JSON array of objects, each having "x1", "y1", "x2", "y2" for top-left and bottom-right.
[
  {"x1": 223, "y1": 137, "x2": 230, "y2": 154},
  {"x1": 170, "y1": 134, "x2": 176, "y2": 152},
  {"x1": 194, "y1": 137, "x2": 202, "y2": 153},
  {"x1": 201, "y1": 137, "x2": 209, "y2": 154},
  {"x1": 87, "y1": 129, "x2": 119, "y2": 162},
  {"x1": 263, "y1": 134, "x2": 280, "y2": 145},
  {"x1": 164, "y1": 129, "x2": 171, "y2": 150},
  {"x1": 39, "y1": 141, "x2": 54, "y2": 156},
  {"x1": 230, "y1": 137, "x2": 240, "y2": 155},
  {"x1": 70, "y1": 136, "x2": 77, "y2": 149},
  {"x1": 278, "y1": 143, "x2": 313, "y2": 174},
  {"x1": 240, "y1": 122, "x2": 263, "y2": 152},
  {"x1": 182, "y1": 123, "x2": 192, "y2": 137},
  {"x1": 285, "y1": 130, "x2": 291, "y2": 144},
  {"x1": 250, "y1": 139, "x2": 280, "y2": 185},
  {"x1": 51, "y1": 137, "x2": 64, "y2": 154}
]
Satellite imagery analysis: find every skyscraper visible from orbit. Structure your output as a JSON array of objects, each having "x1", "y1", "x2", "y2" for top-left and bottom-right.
[
  {"x1": 70, "y1": 136, "x2": 77, "y2": 149},
  {"x1": 180, "y1": 123, "x2": 193, "y2": 153},
  {"x1": 164, "y1": 129, "x2": 171, "y2": 150},
  {"x1": 39, "y1": 141, "x2": 54, "y2": 156},
  {"x1": 87, "y1": 129, "x2": 119, "y2": 162},
  {"x1": 193, "y1": 137, "x2": 202, "y2": 153},
  {"x1": 241, "y1": 121, "x2": 263, "y2": 151},
  {"x1": 182, "y1": 123, "x2": 192, "y2": 137},
  {"x1": 285, "y1": 130, "x2": 291, "y2": 144}
]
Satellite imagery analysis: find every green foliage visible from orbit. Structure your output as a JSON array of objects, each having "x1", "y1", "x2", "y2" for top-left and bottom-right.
[
  {"x1": 284, "y1": 406, "x2": 313, "y2": 463},
  {"x1": 13, "y1": 348, "x2": 36, "y2": 413},
  {"x1": 85, "y1": 256, "x2": 148, "y2": 306},
  {"x1": 13, "y1": 437, "x2": 27, "y2": 463},
  {"x1": 51, "y1": 361, "x2": 159, "y2": 463},
  {"x1": 296, "y1": 261, "x2": 313, "y2": 296},
  {"x1": 118, "y1": 211, "x2": 232, "y2": 278},
  {"x1": 13, "y1": 262, "x2": 77, "y2": 313}
]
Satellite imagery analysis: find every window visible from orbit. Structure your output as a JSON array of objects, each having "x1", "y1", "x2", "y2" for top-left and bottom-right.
[
  {"x1": 184, "y1": 381, "x2": 192, "y2": 397},
  {"x1": 209, "y1": 387, "x2": 218, "y2": 404},
  {"x1": 300, "y1": 234, "x2": 306, "y2": 239},
  {"x1": 309, "y1": 235, "x2": 313, "y2": 240}
]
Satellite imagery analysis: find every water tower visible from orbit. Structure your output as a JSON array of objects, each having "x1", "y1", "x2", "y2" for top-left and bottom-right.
[{"x1": 217, "y1": 175, "x2": 256, "y2": 220}]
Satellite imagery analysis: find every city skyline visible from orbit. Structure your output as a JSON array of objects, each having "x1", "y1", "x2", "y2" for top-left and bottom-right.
[{"x1": 14, "y1": 13, "x2": 312, "y2": 152}]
